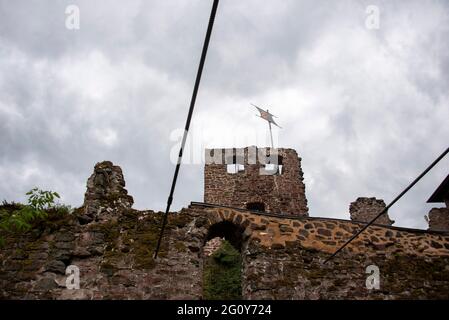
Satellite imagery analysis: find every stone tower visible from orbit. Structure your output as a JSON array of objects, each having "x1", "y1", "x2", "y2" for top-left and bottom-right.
[{"x1": 204, "y1": 146, "x2": 308, "y2": 216}]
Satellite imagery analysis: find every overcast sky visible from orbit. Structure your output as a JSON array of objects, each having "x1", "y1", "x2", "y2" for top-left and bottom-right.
[{"x1": 1, "y1": 0, "x2": 448, "y2": 229}]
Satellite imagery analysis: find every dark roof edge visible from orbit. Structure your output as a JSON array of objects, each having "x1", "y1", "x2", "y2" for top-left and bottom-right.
[{"x1": 428, "y1": 174, "x2": 449, "y2": 203}]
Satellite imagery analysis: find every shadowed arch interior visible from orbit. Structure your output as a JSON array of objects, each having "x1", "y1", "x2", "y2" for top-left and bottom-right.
[
  {"x1": 205, "y1": 220, "x2": 245, "y2": 252},
  {"x1": 246, "y1": 201, "x2": 265, "y2": 212}
]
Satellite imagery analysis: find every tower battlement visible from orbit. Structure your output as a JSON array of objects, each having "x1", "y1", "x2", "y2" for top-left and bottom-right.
[{"x1": 204, "y1": 146, "x2": 309, "y2": 216}]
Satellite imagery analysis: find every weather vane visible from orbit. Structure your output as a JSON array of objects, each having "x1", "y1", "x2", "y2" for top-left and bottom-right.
[{"x1": 251, "y1": 103, "x2": 281, "y2": 149}]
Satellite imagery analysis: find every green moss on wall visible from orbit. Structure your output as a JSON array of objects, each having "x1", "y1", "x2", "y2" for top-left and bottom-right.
[
  {"x1": 92, "y1": 210, "x2": 170, "y2": 272},
  {"x1": 203, "y1": 240, "x2": 242, "y2": 300}
]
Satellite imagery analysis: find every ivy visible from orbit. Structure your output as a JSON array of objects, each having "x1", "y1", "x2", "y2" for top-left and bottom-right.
[{"x1": 203, "y1": 240, "x2": 242, "y2": 300}]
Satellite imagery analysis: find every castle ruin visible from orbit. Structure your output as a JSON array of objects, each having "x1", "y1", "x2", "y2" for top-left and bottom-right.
[{"x1": 1, "y1": 148, "x2": 449, "y2": 300}]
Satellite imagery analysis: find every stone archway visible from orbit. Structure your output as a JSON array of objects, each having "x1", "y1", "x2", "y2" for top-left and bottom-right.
[{"x1": 205, "y1": 221, "x2": 245, "y2": 251}]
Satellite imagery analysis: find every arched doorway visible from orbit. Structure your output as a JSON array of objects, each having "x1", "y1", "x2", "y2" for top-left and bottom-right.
[
  {"x1": 203, "y1": 221, "x2": 244, "y2": 300},
  {"x1": 205, "y1": 221, "x2": 244, "y2": 251}
]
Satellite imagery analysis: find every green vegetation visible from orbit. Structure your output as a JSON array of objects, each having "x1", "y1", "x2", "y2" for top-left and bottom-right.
[
  {"x1": 203, "y1": 240, "x2": 242, "y2": 300},
  {"x1": 0, "y1": 188, "x2": 70, "y2": 246},
  {"x1": 94, "y1": 210, "x2": 166, "y2": 273}
]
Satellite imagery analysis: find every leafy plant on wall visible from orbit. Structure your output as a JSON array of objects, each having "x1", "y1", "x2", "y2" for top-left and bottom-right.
[{"x1": 0, "y1": 188, "x2": 70, "y2": 246}]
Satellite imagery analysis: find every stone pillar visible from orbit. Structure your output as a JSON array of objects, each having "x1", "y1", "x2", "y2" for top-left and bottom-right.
[
  {"x1": 349, "y1": 197, "x2": 394, "y2": 226},
  {"x1": 427, "y1": 207, "x2": 449, "y2": 232},
  {"x1": 81, "y1": 161, "x2": 134, "y2": 223}
]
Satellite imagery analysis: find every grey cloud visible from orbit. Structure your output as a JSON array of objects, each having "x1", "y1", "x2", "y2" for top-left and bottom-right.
[{"x1": 0, "y1": 0, "x2": 448, "y2": 230}]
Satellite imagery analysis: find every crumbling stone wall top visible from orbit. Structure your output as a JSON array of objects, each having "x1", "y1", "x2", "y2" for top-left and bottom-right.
[
  {"x1": 1, "y1": 203, "x2": 449, "y2": 300},
  {"x1": 427, "y1": 207, "x2": 449, "y2": 232},
  {"x1": 204, "y1": 146, "x2": 308, "y2": 216},
  {"x1": 82, "y1": 161, "x2": 134, "y2": 223},
  {"x1": 2, "y1": 158, "x2": 448, "y2": 300},
  {"x1": 350, "y1": 197, "x2": 394, "y2": 226}
]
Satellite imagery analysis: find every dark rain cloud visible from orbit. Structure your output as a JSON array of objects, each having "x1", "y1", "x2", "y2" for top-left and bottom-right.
[{"x1": 0, "y1": 0, "x2": 448, "y2": 229}]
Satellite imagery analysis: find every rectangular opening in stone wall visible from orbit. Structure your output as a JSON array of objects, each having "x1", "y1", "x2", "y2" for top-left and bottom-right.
[
  {"x1": 259, "y1": 154, "x2": 283, "y2": 175},
  {"x1": 227, "y1": 164, "x2": 245, "y2": 174},
  {"x1": 261, "y1": 164, "x2": 283, "y2": 175},
  {"x1": 246, "y1": 201, "x2": 266, "y2": 212}
]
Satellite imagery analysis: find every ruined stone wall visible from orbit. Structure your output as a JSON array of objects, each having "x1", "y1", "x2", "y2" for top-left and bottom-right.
[
  {"x1": 235, "y1": 207, "x2": 449, "y2": 299},
  {"x1": 204, "y1": 147, "x2": 308, "y2": 216},
  {"x1": 0, "y1": 205, "x2": 213, "y2": 299},
  {"x1": 244, "y1": 240, "x2": 449, "y2": 299},
  {"x1": 0, "y1": 162, "x2": 202, "y2": 300},
  {"x1": 350, "y1": 197, "x2": 394, "y2": 226},
  {"x1": 2, "y1": 161, "x2": 449, "y2": 300},
  {"x1": 83, "y1": 161, "x2": 134, "y2": 223},
  {"x1": 2, "y1": 204, "x2": 449, "y2": 300},
  {"x1": 428, "y1": 208, "x2": 449, "y2": 232}
]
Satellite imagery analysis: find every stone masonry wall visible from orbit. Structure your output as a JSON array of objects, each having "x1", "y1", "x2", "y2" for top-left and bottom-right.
[
  {"x1": 428, "y1": 208, "x2": 449, "y2": 232},
  {"x1": 2, "y1": 161, "x2": 449, "y2": 300},
  {"x1": 2, "y1": 204, "x2": 449, "y2": 300},
  {"x1": 204, "y1": 147, "x2": 308, "y2": 216},
  {"x1": 350, "y1": 197, "x2": 394, "y2": 226},
  {"x1": 82, "y1": 161, "x2": 134, "y2": 223}
]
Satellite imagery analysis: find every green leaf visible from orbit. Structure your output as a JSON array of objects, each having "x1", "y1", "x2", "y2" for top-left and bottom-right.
[{"x1": 1, "y1": 187, "x2": 68, "y2": 239}]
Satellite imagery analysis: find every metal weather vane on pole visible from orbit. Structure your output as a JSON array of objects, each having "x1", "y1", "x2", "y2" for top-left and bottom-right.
[{"x1": 251, "y1": 103, "x2": 281, "y2": 149}]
